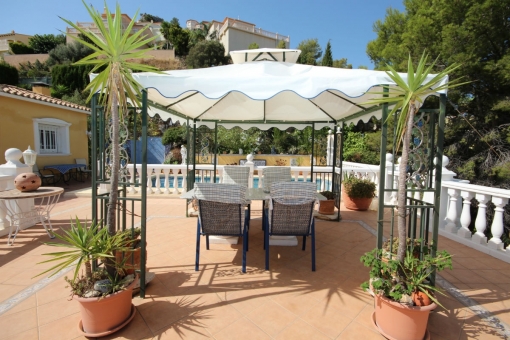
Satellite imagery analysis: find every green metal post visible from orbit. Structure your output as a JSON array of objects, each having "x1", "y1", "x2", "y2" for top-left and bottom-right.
[
  {"x1": 311, "y1": 123, "x2": 315, "y2": 181},
  {"x1": 213, "y1": 122, "x2": 218, "y2": 183},
  {"x1": 91, "y1": 94, "x2": 97, "y2": 223},
  {"x1": 140, "y1": 90, "x2": 148, "y2": 298},
  {"x1": 430, "y1": 94, "x2": 447, "y2": 285},
  {"x1": 377, "y1": 87, "x2": 389, "y2": 249},
  {"x1": 337, "y1": 122, "x2": 345, "y2": 221}
]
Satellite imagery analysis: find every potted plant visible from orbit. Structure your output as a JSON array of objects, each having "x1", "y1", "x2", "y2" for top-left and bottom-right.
[
  {"x1": 37, "y1": 219, "x2": 137, "y2": 337},
  {"x1": 360, "y1": 52, "x2": 466, "y2": 339},
  {"x1": 318, "y1": 190, "x2": 336, "y2": 214},
  {"x1": 361, "y1": 245, "x2": 452, "y2": 340},
  {"x1": 115, "y1": 227, "x2": 144, "y2": 275},
  {"x1": 342, "y1": 172, "x2": 376, "y2": 211}
]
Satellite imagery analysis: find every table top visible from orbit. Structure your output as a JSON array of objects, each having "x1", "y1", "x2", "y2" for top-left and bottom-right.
[
  {"x1": 0, "y1": 187, "x2": 64, "y2": 199},
  {"x1": 181, "y1": 187, "x2": 326, "y2": 201},
  {"x1": 44, "y1": 164, "x2": 85, "y2": 174}
]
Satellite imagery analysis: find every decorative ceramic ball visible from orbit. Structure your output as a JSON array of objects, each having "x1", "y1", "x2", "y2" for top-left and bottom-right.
[{"x1": 14, "y1": 173, "x2": 41, "y2": 192}]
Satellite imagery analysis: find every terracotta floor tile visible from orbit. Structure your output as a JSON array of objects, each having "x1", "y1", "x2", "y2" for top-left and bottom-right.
[
  {"x1": 3, "y1": 295, "x2": 37, "y2": 316},
  {"x1": 0, "y1": 308, "x2": 38, "y2": 340},
  {"x1": 301, "y1": 300, "x2": 352, "y2": 338},
  {"x1": 337, "y1": 320, "x2": 385, "y2": 340},
  {"x1": 1, "y1": 326, "x2": 38, "y2": 340},
  {"x1": 138, "y1": 299, "x2": 193, "y2": 333},
  {"x1": 38, "y1": 312, "x2": 82, "y2": 340},
  {"x1": 275, "y1": 318, "x2": 330, "y2": 340},
  {"x1": 0, "y1": 284, "x2": 28, "y2": 303},
  {"x1": 35, "y1": 277, "x2": 71, "y2": 306},
  {"x1": 214, "y1": 317, "x2": 271, "y2": 340},
  {"x1": 246, "y1": 300, "x2": 297, "y2": 337},
  {"x1": 100, "y1": 310, "x2": 153, "y2": 340},
  {"x1": 37, "y1": 296, "x2": 80, "y2": 326}
]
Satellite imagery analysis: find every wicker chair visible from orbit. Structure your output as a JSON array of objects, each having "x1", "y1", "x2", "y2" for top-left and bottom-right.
[
  {"x1": 265, "y1": 182, "x2": 317, "y2": 271},
  {"x1": 261, "y1": 167, "x2": 292, "y2": 233},
  {"x1": 194, "y1": 183, "x2": 250, "y2": 273},
  {"x1": 222, "y1": 166, "x2": 251, "y2": 221}
]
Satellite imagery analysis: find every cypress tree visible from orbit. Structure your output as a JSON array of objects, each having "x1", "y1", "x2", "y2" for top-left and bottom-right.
[{"x1": 322, "y1": 41, "x2": 333, "y2": 67}]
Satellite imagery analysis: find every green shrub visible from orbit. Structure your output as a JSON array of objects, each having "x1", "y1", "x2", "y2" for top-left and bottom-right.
[
  {"x1": 9, "y1": 41, "x2": 34, "y2": 54},
  {"x1": 51, "y1": 64, "x2": 94, "y2": 94},
  {"x1": 343, "y1": 172, "x2": 376, "y2": 199},
  {"x1": 0, "y1": 62, "x2": 19, "y2": 85}
]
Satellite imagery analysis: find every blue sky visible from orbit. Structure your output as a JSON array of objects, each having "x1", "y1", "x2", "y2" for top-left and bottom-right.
[{"x1": 1, "y1": 0, "x2": 405, "y2": 69}]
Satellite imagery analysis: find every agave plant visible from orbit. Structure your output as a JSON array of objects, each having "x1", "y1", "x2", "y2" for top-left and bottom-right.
[
  {"x1": 366, "y1": 52, "x2": 467, "y2": 263},
  {"x1": 60, "y1": 1, "x2": 160, "y2": 235}
]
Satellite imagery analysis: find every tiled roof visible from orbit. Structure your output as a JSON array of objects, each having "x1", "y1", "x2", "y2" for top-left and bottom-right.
[{"x1": 0, "y1": 84, "x2": 90, "y2": 112}]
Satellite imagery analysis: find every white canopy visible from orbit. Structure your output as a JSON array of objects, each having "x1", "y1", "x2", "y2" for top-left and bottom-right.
[{"x1": 125, "y1": 61, "x2": 448, "y2": 130}]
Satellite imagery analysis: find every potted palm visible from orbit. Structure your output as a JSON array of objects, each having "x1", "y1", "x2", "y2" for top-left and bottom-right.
[
  {"x1": 36, "y1": 1, "x2": 159, "y2": 335},
  {"x1": 37, "y1": 219, "x2": 136, "y2": 336},
  {"x1": 318, "y1": 190, "x2": 335, "y2": 214},
  {"x1": 342, "y1": 172, "x2": 376, "y2": 211},
  {"x1": 360, "y1": 52, "x2": 466, "y2": 339}
]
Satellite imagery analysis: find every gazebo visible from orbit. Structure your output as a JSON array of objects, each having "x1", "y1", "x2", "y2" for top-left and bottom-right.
[{"x1": 90, "y1": 57, "x2": 449, "y2": 297}]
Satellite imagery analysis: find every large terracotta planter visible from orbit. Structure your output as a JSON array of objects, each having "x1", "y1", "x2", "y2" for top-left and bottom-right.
[
  {"x1": 373, "y1": 294, "x2": 435, "y2": 340},
  {"x1": 318, "y1": 199, "x2": 335, "y2": 214},
  {"x1": 342, "y1": 190, "x2": 373, "y2": 211},
  {"x1": 75, "y1": 275, "x2": 137, "y2": 337}
]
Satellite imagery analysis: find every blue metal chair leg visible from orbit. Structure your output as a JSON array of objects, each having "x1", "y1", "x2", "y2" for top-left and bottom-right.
[
  {"x1": 242, "y1": 227, "x2": 247, "y2": 273},
  {"x1": 302, "y1": 235, "x2": 306, "y2": 250},
  {"x1": 265, "y1": 224, "x2": 270, "y2": 270},
  {"x1": 195, "y1": 220, "x2": 201, "y2": 271},
  {"x1": 206, "y1": 235, "x2": 210, "y2": 250},
  {"x1": 311, "y1": 220, "x2": 316, "y2": 272}
]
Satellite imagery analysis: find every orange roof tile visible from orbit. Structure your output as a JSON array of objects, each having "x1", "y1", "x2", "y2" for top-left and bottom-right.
[{"x1": 0, "y1": 84, "x2": 90, "y2": 112}]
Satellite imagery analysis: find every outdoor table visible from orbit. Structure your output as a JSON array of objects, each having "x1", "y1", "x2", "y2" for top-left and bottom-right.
[
  {"x1": 181, "y1": 187, "x2": 325, "y2": 246},
  {"x1": 0, "y1": 187, "x2": 64, "y2": 245},
  {"x1": 44, "y1": 164, "x2": 85, "y2": 184}
]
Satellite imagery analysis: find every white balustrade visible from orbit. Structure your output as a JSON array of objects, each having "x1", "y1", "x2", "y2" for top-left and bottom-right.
[{"x1": 458, "y1": 191, "x2": 474, "y2": 238}]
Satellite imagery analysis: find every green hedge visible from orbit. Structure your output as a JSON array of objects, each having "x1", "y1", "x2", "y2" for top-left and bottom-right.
[
  {"x1": 51, "y1": 64, "x2": 93, "y2": 94},
  {"x1": 0, "y1": 63, "x2": 19, "y2": 85}
]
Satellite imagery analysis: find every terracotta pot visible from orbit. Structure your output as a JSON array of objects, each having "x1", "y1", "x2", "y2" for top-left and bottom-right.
[
  {"x1": 374, "y1": 294, "x2": 436, "y2": 340},
  {"x1": 318, "y1": 199, "x2": 335, "y2": 214},
  {"x1": 75, "y1": 275, "x2": 138, "y2": 336},
  {"x1": 14, "y1": 173, "x2": 41, "y2": 192},
  {"x1": 341, "y1": 190, "x2": 373, "y2": 211},
  {"x1": 115, "y1": 246, "x2": 147, "y2": 275},
  {"x1": 412, "y1": 291, "x2": 432, "y2": 307}
]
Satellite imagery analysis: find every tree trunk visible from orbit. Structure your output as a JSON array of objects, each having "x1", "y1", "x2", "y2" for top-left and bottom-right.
[
  {"x1": 85, "y1": 260, "x2": 92, "y2": 279},
  {"x1": 396, "y1": 103, "x2": 417, "y2": 263},
  {"x1": 106, "y1": 86, "x2": 120, "y2": 236}
]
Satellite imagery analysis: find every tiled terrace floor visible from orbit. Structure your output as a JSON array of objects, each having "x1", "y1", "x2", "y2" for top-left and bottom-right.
[{"x1": 0, "y1": 184, "x2": 509, "y2": 339}]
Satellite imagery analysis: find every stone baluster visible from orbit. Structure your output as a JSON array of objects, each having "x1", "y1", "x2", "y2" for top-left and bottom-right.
[
  {"x1": 171, "y1": 169, "x2": 179, "y2": 194},
  {"x1": 162, "y1": 168, "x2": 170, "y2": 194},
  {"x1": 244, "y1": 154, "x2": 254, "y2": 188},
  {"x1": 472, "y1": 194, "x2": 490, "y2": 244},
  {"x1": 488, "y1": 197, "x2": 509, "y2": 250},
  {"x1": 457, "y1": 191, "x2": 474, "y2": 238},
  {"x1": 155, "y1": 170, "x2": 162, "y2": 194},
  {"x1": 302, "y1": 171, "x2": 309, "y2": 183},
  {"x1": 292, "y1": 169, "x2": 299, "y2": 182},
  {"x1": 445, "y1": 188, "x2": 460, "y2": 232},
  {"x1": 181, "y1": 168, "x2": 188, "y2": 193}
]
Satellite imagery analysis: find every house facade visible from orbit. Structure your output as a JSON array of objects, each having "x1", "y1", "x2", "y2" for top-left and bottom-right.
[
  {"x1": 187, "y1": 17, "x2": 290, "y2": 55},
  {"x1": 0, "y1": 84, "x2": 90, "y2": 168},
  {"x1": 0, "y1": 31, "x2": 32, "y2": 56},
  {"x1": 66, "y1": 10, "x2": 167, "y2": 50}
]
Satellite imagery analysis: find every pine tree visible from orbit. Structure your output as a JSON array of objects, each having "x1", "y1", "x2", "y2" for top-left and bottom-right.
[{"x1": 322, "y1": 41, "x2": 333, "y2": 67}]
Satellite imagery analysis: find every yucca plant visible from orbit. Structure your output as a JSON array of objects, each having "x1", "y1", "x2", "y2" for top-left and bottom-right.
[
  {"x1": 366, "y1": 52, "x2": 467, "y2": 263},
  {"x1": 36, "y1": 218, "x2": 132, "y2": 296},
  {"x1": 60, "y1": 1, "x2": 160, "y2": 236}
]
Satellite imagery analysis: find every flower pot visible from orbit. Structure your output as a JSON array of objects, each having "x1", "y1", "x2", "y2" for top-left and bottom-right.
[
  {"x1": 75, "y1": 275, "x2": 138, "y2": 337},
  {"x1": 318, "y1": 199, "x2": 335, "y2": 214},
  {"x1": 373, "y1": 294, "x2": 435, "y2": 340},
  {"x1": 342, "y1": 190, "x2": 373, "y2": 211}
]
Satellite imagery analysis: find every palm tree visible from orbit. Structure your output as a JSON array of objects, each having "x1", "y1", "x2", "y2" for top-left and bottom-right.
[
  {"x1": 367, "y1": 52, "x2": 466, "y2": 263},
  {"x1": 61, "y1": 1, "x2": 160, "y2": 235}
]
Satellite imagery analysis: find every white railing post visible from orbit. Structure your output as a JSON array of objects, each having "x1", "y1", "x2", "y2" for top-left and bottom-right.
[
  {"x1": 128, "y1": 164, "x2": 136, "y2": 194},
  {"x1": 457, "y1": 191, "x2": 474, "y2": 238},
  {"x1": 436, "y1": 156, "x2": 456, "y2": 227},
  {"x1": 472, "y1": 194, "x2": 490, "y2": 244},
  {"x1": 182, "y1": 167, "x2": 188, "y2": 193},
  {"x1": 155, "y1": 169, "x2": 162, "y2": 194},
  {"x1": 172, "y1": 168, "x2": 179, "y2": 194},
  {"x1": 488, "y1": 196, "x2": 509, "y2": 250},
  {"x1": 445, "y1": 188, "x2": 460, "y2": 233}
]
